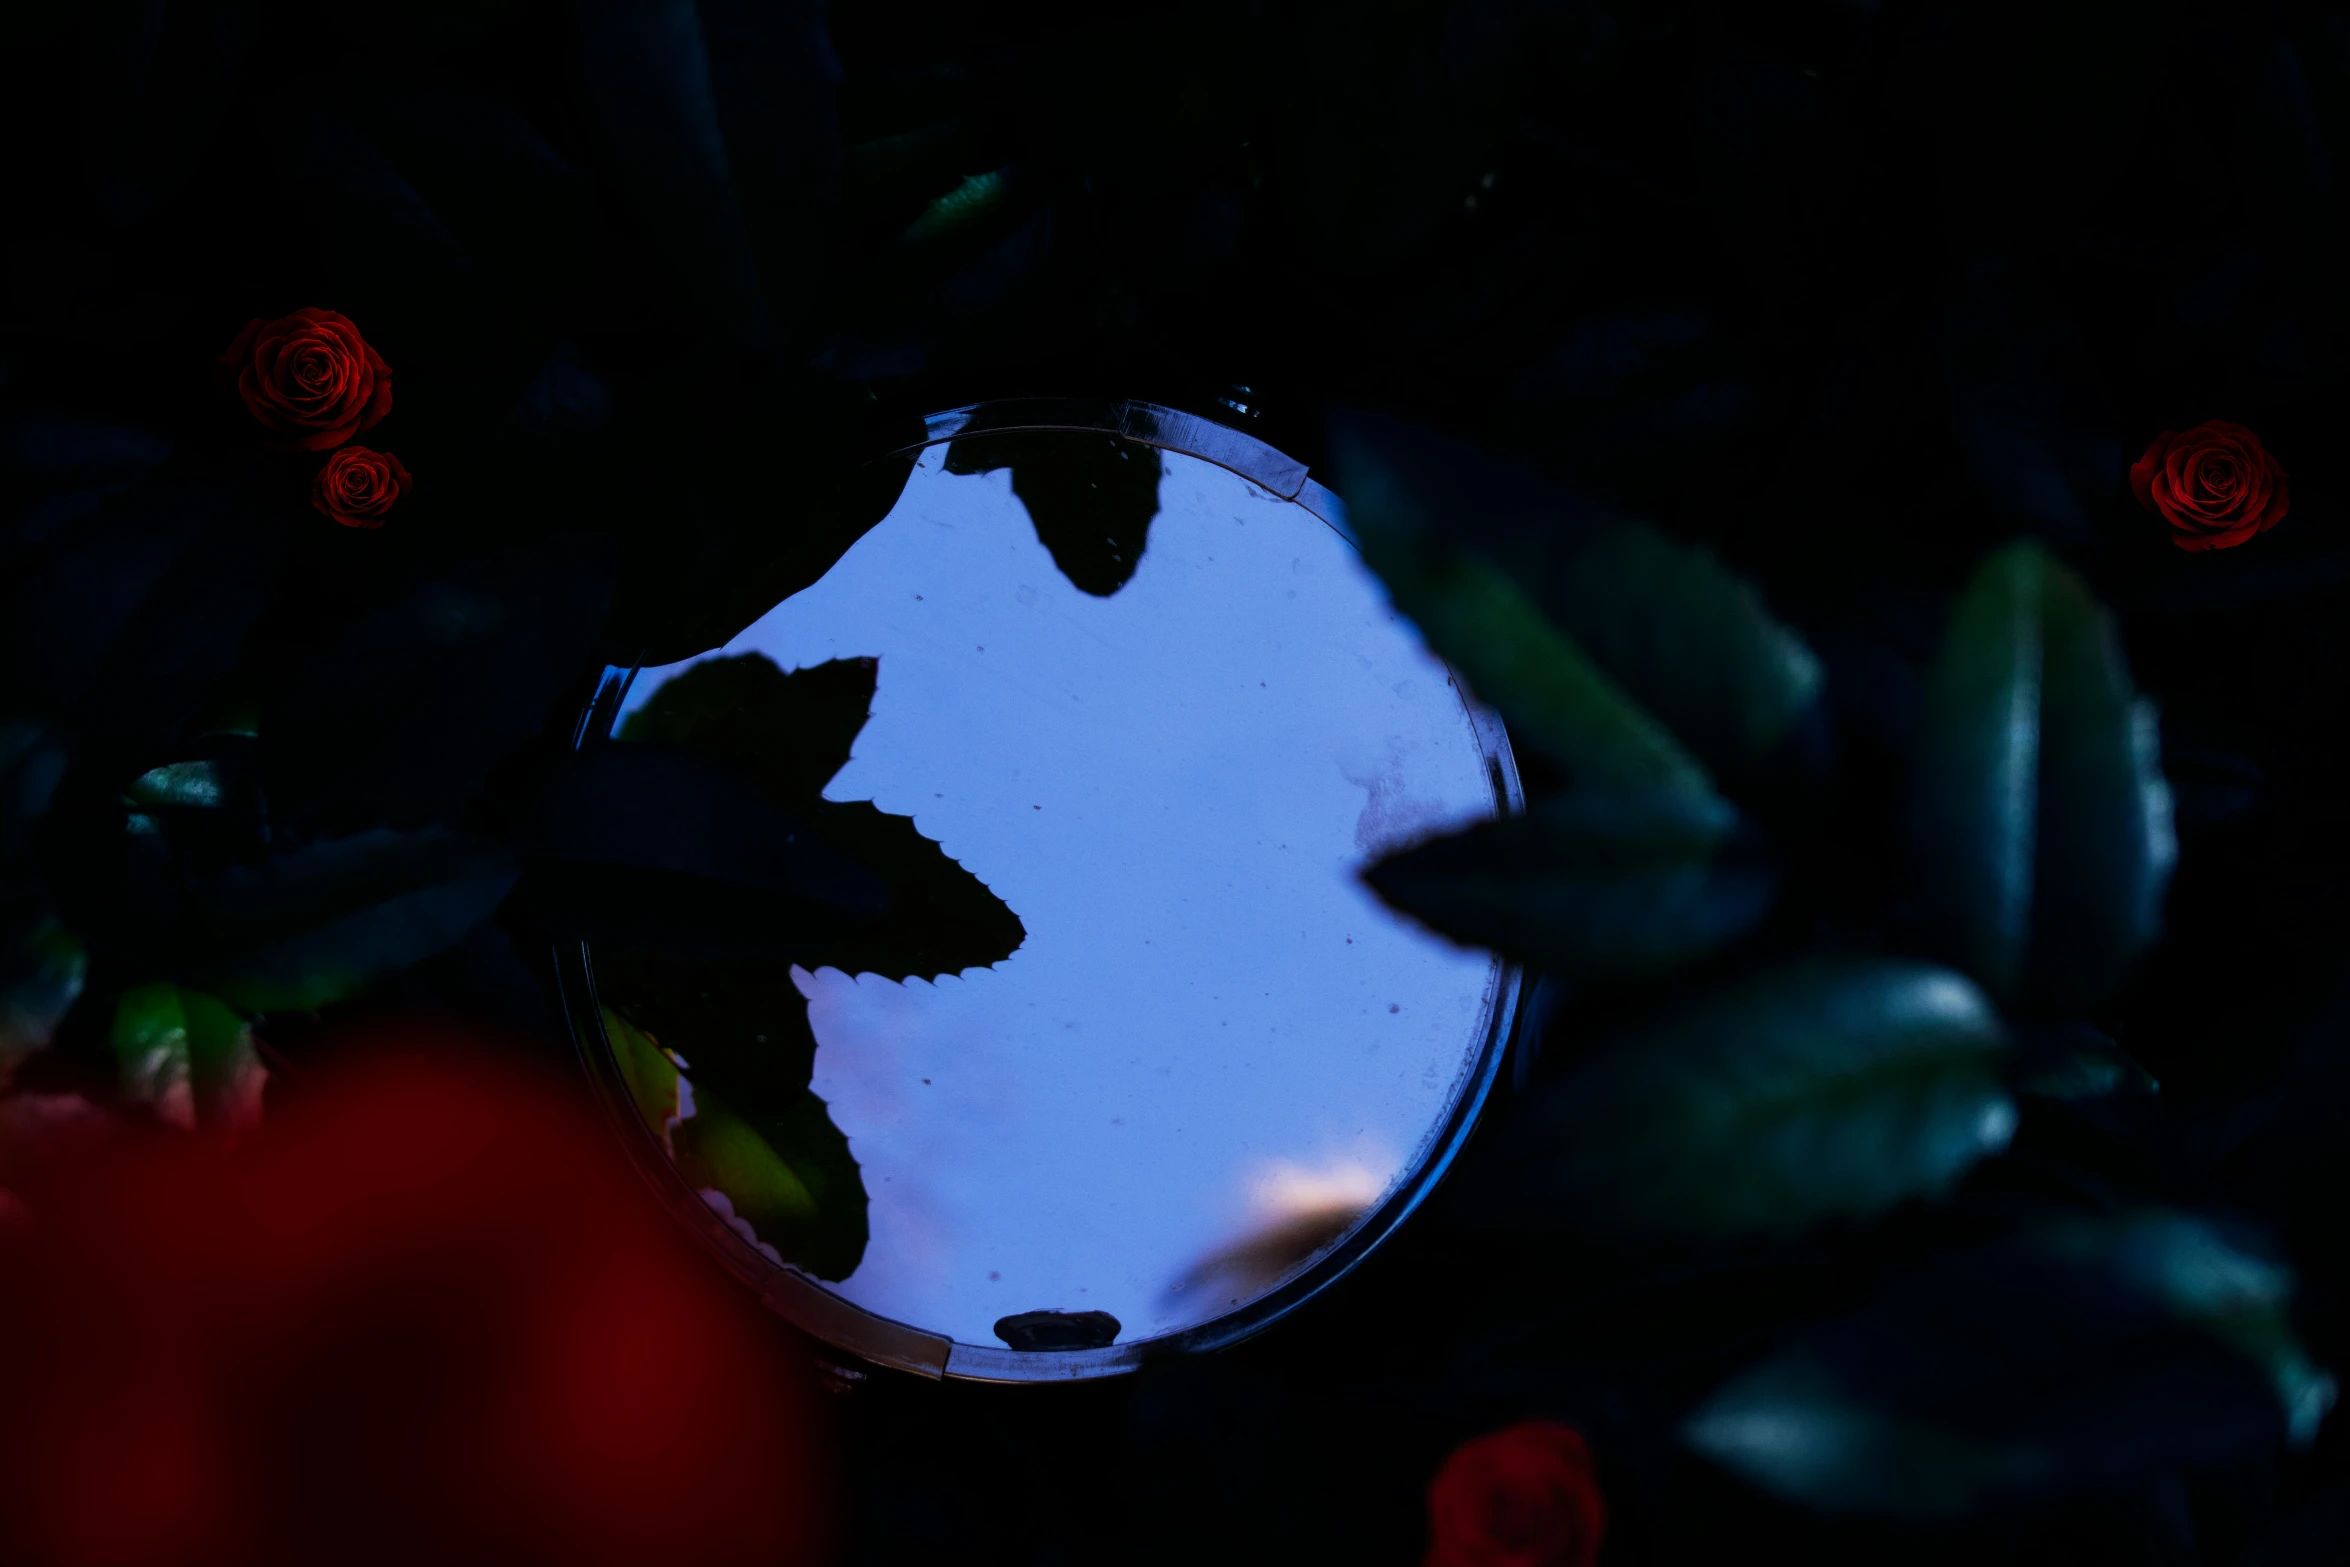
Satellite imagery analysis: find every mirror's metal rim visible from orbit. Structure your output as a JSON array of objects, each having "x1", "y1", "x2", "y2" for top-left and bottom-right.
[{"x1": 555, "y1": 400, "x2": 1526, "y2": 1384}]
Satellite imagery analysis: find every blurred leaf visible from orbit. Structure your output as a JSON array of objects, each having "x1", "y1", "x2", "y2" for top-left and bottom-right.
[
  {"x1": 904, "y1": 168, "x2": 1009, "y2": 247},
  {"x1": 624, "y1": 654, "x2": 1024, "y2": 979},
  {"x1": 621, "y1": 654, "x2": 874, "y2": 801},
  {"x1": 188, "y1": 827, "x2": 520, "y2": 1011},
  {"x1": 76, "y1": 0, "x2": 251, "y2": 228},
  {"x1": 946, "y1": 432, "x2": 1162, "y2": 597},
  {"x1": 2012, "y1": 1025, "x2": 2159, "y2": 1101},
  {"x1": 674, "y1": 1084, "x2": 869, "y2": 1280},
  {"x1": 1485, "y1": 960, "x2": 2013, "y2": 1240},
  {"x1": 574, "y1": 0, "x2": 769, "y2": 345},
  {"x1": 1912, "y1": 541, "x2": 2176, "y2": 1008},
  {"x1": 0, "y1": 463, "x2": 289, "y2": 760},
  {"x1": 109, "y1": 982, "x2": 264, "y2": 1132},
  {"x1": 263, "y1": 537, "x2": 615, "y2": 831},
  {"x1": 1283, "y1": 0, "x2": 1516, "y2": 274},
  {"x1": 1325, "y1": 410, "x2": 1819, "y2": 784},
  {"x1": 1325, "y1": 419, "x2": 1713, "y2": 803},
  {"x1": 1, "y1": 720, "x2": 68, "y2": 860},
  {"x1": 124, "y1": 760, "x2": 225, "y2": 810},
  {"x1": 1686, "y1": 1212, "x2": 2333, "y2": 1517},
  {"x1": 1, "y1": 916, "x2": 86, "y2": 1090},
  {"x1": 1363, "y1": 788, "x2": 1774, "y2": 981},
  {"x1": 1942, "y1": 260, "x2": 2121, "y2": 541}
]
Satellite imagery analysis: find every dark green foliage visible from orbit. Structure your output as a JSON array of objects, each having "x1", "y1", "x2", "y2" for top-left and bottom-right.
[
  {"x1": 1365, "y1": 789, "x2": 1773, "y2": 982},
  {"x1": 1912, "y1": 542, "x2": 2175, "y2": 1009},
  {"x1": 1687, "y1": 1213, "x2": 2333, "y2": 1516},
  {"x1": 1482, "y1": 961, "x2": 2015, "y2": 1241},
  {"x1": 186, "y1": 825, "x2": 519, "y2": 1011}
]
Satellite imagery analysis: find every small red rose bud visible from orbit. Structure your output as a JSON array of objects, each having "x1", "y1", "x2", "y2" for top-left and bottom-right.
[
  {"x1": 311, "y1": 445, "x2": 411, "y2": 529},
  {"x1": 217, "y1": 309, "x2": 393, "y2": 454},
  {"x1": 1425, "y1": 1419, "x2": 1606, "y2": 1567},
  {"x1": 2129, "y1": 421, "x2": 2289, "y2": 553}
]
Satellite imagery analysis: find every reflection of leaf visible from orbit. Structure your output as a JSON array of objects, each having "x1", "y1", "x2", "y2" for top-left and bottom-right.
[
  {"x1": 1687, "y1": 1213, "x2": 2335, "y2": 1517},
  {"x1": 1911, "y1": 542, "x2": 2176, "y2": 1008},
  {"x1": 1485, "y1": 960, "x2": 2013, "y2": 1240},
  {"x1": 946, "y1": 432, "x2": 1162, "y2": 597},
  {"x1": 109, "y1": 983, "x2": 265, "y2": 1133},
  {"x1": 625, "y1": 653, "x2": 1025, "y2": 980},
  {"x1": 597, "y1": 953, "x2": 866, "y2": 1281},
  {"x1": 521, "y1": 741, "x2": 888, "y2": 913},
  {"x1": 189, "y1": 827, "x2": 520, "y2": 1011},
  {"x1": 1364, "y1": 789, "x2": 1773, "y2": 981},
  {"x1": 621, "y1": 654, "x2": 875, "y2": 801},
  {"x1": 600, "y1": 1005, "x2": 680, "y2": 1151}
]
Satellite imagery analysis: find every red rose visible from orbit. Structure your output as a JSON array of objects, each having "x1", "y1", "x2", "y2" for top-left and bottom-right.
[
  {"x1": 0, "y1": 1044, "x2": 830, "y2": 1567},
  {"x1": 2129, "y1": 421, "x2": 2289, "y2": 552},
  {"x1": 217, "y1": 309, "x2": 393, "y2": 453},
  {"x1": 1425, "y1": 1420, "x2": 1606, "y2": 1567},
  {"x1": 311, "y1": 444, "x2": 411, "y2": 528}
]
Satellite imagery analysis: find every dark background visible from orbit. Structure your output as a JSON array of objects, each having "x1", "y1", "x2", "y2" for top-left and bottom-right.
[{"x1": 6, "y1": 2, "x2": 2350, "y2": 1561}]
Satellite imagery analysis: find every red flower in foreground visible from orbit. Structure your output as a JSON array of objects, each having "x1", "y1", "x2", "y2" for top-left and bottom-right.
[
  {"x1": 311, "y1": 444, "x2": 411, "y2": 528},
  {"x1": 1425, "y1": 1420, "x2": 1606, "y2": 1567},
  {"x1": 217, "y1": 308, "x2": 393, "y2": 453},
  {"x1": 2129, "y1": 421, "x2": 2290, "y2": 552},
  {"x1": 0, "y1": 1043, "x2": 828, "y2": 1567}
]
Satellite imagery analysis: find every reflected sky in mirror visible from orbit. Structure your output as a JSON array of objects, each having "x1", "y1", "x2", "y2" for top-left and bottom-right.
[{"x1": 617, "y1": 445, "x2": 1504, "y2": 1348}]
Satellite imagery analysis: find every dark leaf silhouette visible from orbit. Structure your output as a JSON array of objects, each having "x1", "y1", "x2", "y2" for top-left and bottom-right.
[
  {"x1": 620, "y1": 653, "x2": 1023, "y2": 980},
  {"x1": 946, "y1": 431, "x2": 1163, "y2": 598},
  {"x1": 1365, "y1": 788, "x2": 1774, "y2": 982}
]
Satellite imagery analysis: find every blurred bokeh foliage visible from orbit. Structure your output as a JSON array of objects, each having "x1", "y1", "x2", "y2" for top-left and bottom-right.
[{"x1": 6, "y1": 0, "x2": 2350, "y2": 1562}]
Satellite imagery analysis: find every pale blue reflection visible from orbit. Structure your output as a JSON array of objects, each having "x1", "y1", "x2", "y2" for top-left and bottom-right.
[{"x1": 619, "y1": 447, "x2": 1503, "y2": 1347}]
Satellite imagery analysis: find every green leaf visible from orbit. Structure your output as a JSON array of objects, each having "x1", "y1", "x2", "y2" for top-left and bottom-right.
[
  {"x1": 1325, "y1": 410, "x2": 1821, "y2": 784},
  {"x1": 109, "y1": 983, "x2": 265, "y2": 1132},
  {"x1": 1686, "y1": 1212, "x2": 2333, "y2": 1517},
  {"x1": 598, "y1": 953, "x2": 867, "y2": 1281},
  {"x1": 574, "y1": 0, "x2": 769, "y2": 344},
  {"x1": 1487, "y1": 960, "x2": 2013, "y2": 1239},
  {"x1": 903, "y1": 168, "x2": 1010, "y2": 247},
  {"x1": 190, "y1": 828, "x2": 520, "y2": 1011},
  {"x1": 1539, "y1": 519, "x2": 1822, "y2": 780},
  {"x1": 1326, "y1": 426, "x2": 1710, "y2": 801},
  {"x1": 1363, "y1": 789, "x2": 1774, "y2": 981},
  {"x1": 946, "y1": 433, "x2": 1163, "y2": 598},
  {"x1": 124, "y1": 760, "x2": 225, "y2": 810},
  {"x1": 600, "y1": 1005, "x2": 680, "y2": 1148},
  {"x1": 1912, "y1": 541, "x2": 2175, "y2": 1007},
  {"x1": 1, "y1": 916, "x2": 86, "y2": 1090}
]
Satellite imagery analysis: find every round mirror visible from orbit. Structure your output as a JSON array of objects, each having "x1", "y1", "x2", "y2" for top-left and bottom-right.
[{"x1": 555, "y1": 403, "x2": 1524, "y2": 1381}]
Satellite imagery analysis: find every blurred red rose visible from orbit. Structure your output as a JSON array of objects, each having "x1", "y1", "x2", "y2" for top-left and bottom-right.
[
  {"x1": 311, "y1": 444, "x2": 411, "y2": 529},
  {"x1": 216, "y1": 308, "x2": 393, "y2": 453},
  {"x1": 2129, "y1": 421, "x2": 2289, "y2": 552},
  {"x1": 0, "y1": 1042, "x2": 830, "y2": 1567},
  {"x1": 1425, "y1": 1419, "x2": 1606, "y2": 1567}
]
